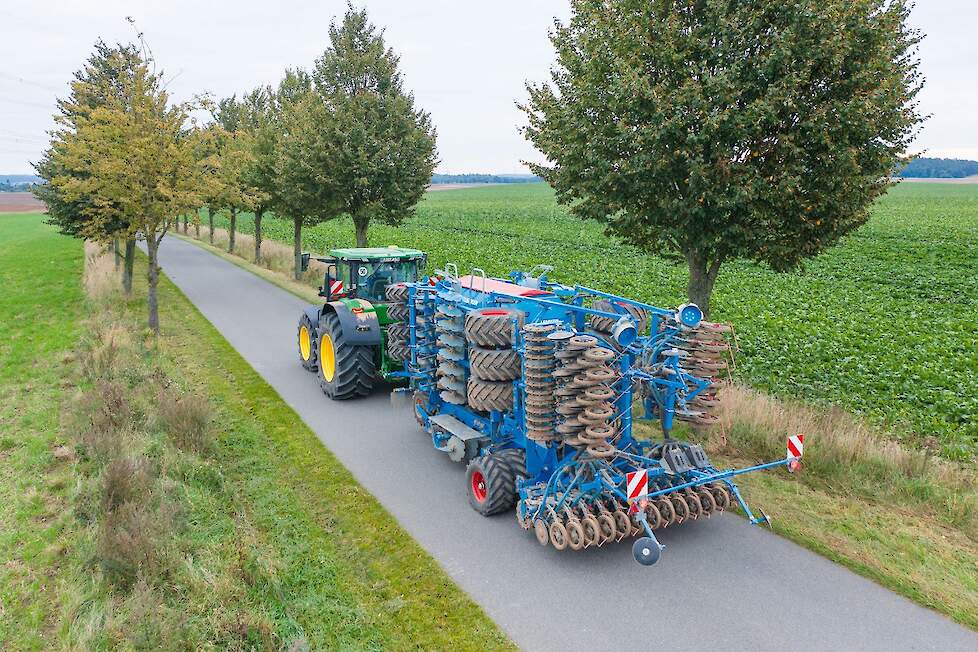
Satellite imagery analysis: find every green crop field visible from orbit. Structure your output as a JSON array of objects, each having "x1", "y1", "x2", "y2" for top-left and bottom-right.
[{"x1": 208, "y1": 182, "x2": 978, "y2": 460}]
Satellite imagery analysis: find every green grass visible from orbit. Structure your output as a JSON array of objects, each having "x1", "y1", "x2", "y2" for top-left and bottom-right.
[
  {"x1": 0, "y1": 214, "x2": 85, "y2": 648},
  {"x1": 207, "y1": 183, "x2": 978, "y2": 460},
  {"x1": 0, "y1": 213, "x2": 511, "y2": 649}
]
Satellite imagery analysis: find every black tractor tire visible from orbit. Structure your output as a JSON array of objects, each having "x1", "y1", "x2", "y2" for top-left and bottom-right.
[
  {"x1": 469, "y1": 347, "x2": 521, "y2": 381},
  {"x1": 298, "y1": 313, "x2": 319, "y2": 372},
  {"x1": 464, "y1": 308, "x2": 524, "y2": 347},
  {"x1": 317, "y1": 310, "x2": 375, "y2": 400},
  {"x1": 589, "y1": 299, "x2": 650, "y2": 335},
  {"x1": 385, "y1": 282, "x2": 410, "y2": 303},
  {"x1": 466, "y1": 378, "x2": 514, "y2": 412},
  {"x1": 466, "y1": 453, "x2": 518, "y2": 516}
]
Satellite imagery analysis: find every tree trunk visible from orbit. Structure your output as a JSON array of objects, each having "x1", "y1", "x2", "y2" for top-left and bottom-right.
[
  {"x1": 208, "y1": 206, "x2": 214, "y2": 244},
  {"x1": 146, "y1": 236, "x2": 160, "y2": 333},
  {"x1": 194, "y1": 218, "x2": 200, "y2": 239},
  {"x1": 685, "y1": 250, "x2": 722, "y2": 318},
  {"x1": 113, "y1": 239, "x2": 120, "y2": 270},
  {"x1": 122, "y1": 237, "x2": 136, "y2": 296},
  {"x1": 293, "y1": 217, "x2": 303, "y2": 280},
  {"x1": 254, "y1": 208, "x2": 263, "y2": 265},
  {"x1": 182, "y1": 215, "x2": 187, "y2": 233},
  {"x1": 228, "y1": 207, "x2": 237, "y2": 253},
  {"x1": 354, "y1": 215, "x2": 369, "y2": 248}
]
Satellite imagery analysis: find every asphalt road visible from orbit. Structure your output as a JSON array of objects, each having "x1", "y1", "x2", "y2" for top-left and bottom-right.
[{"x1": 156, "y1": 236, "x2": 976, "y2": 651}]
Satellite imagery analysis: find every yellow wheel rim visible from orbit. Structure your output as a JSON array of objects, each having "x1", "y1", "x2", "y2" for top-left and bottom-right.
[
  {"x1": 299, "y1": 325, "x2": 311, "y2": 361},
  {"x1": 320, "y1": 334, "x2": 336, "y2": 382}
]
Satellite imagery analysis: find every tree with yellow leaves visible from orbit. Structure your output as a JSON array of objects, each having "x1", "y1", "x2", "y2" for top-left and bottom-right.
[{"x1": 50, "y1": 52, "x2": 202, "y2": 332}]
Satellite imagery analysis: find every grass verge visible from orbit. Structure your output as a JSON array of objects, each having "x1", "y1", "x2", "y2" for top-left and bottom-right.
[
  {"x1": 0, "y1": 213, "x2": 511, "y2": 649},
  {"x1": 176, "y1": 219, "x2": 978, "y2": 631}
]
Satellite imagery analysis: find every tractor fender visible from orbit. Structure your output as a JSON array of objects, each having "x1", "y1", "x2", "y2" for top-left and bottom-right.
[
  {"x1": 320, "y1": 298, "x2": 382, "y2": 346},
  {"x1": 302, "y1": 306, "x2": 321, "y2": 335}
]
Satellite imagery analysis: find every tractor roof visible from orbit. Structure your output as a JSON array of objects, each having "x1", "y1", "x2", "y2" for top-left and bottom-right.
[{"x1": 328, "y1": 246, "x2": 424, "y2": 261}]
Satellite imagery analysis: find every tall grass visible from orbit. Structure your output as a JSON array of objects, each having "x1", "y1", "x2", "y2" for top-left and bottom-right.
[{"x1": 719, "y1": 384, "x2": 978, "y2": 538}]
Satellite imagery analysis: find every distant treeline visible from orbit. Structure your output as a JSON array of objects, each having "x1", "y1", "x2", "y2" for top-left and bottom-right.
[
  {"x1": 898, "y1": 158, "x2": 978, "y2": 179},
  {"x1": 0, "y1": 181, "x2": 33, "y2": 192},
  {"x1": 0, "y1": 175, "x2": 43, "y2": 191},
  {"x1": 431, "y1": 173, "x2": 542, "y2": 184}
]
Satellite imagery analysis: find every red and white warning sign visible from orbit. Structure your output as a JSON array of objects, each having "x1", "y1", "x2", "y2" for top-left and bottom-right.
[
  {"x1": 329, "y1": 279, "x2": 344, "y2": 296},
  {"x1": 787, "y1": 434, "x2": 805, "y2": 459},
  {"x1": 626, "y1": 469, "x2": 648, "y2": 502}
]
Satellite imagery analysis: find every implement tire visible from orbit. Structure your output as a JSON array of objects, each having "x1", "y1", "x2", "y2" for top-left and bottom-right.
[
  {"x1": 317, "y1": 310, "x2": 375, "y2": 400},
  {"x1": 466, "y1": 378, "x2": 514, "y2": 412},
  {"x1": 589, "y1": 299, "x2": 649, "y2": 335},
  {"x1": 298, "y1": 313, "x2": 318, "y2": 372},
  {"x1": 469, "y1": 347, "x2": 521, "y2": 381},
  {"x1": 466, "y1": 453, "x2": 517, "y2": 516},
  {"x1": 464, "y1": 308, "x2": 524, "y2": 347},
  {"x1": 385, "y1": 282, "x2": 410, "y2": 303}
]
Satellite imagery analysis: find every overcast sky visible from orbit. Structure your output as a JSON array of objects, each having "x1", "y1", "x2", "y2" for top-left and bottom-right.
[{"x1": 1, "y1": 1, "x2": 976, "y2": 174}]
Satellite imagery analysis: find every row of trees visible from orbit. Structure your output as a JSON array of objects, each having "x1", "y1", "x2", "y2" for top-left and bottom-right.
[{"x1": 36, "y1": 7, "x2": 437, "y2": 330}]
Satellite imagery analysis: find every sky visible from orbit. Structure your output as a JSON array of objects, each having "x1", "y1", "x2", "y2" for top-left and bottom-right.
[{"x1": 1, "y1": 1, "x2": 976, "y2": 175}]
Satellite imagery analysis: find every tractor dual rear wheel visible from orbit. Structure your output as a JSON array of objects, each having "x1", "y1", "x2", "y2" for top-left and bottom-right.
[
  {"x1": 317, "y1": 310, "x2": 375, "y2": 400},
  {"x1": 298, "y1": 314, "x2": 319, "y2": 372}
]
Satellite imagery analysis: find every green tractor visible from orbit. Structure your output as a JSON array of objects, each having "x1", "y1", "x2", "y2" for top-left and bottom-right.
[{"x1": 296, "y1": 246, "x2": 425, "y2": 399}]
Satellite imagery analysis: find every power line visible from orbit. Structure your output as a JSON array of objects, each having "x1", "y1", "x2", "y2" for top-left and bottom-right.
[{"x1": 0, "y1": 72, "x2": 64, "y2": 93}]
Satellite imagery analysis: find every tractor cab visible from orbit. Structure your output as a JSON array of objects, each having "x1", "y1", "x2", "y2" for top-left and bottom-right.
[{"x1": 303, "y1": 246, "x2": 425, "y2": 302}]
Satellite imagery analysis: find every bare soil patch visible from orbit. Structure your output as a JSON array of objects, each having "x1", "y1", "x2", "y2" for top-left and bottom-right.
[{"x1": 0, "y1": 192, "x2": 45, "y2": 213}]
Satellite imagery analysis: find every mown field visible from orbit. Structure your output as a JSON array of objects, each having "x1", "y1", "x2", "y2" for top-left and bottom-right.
[{"x1": 210, "y1": 182, "x2": 978, "y2": 460}]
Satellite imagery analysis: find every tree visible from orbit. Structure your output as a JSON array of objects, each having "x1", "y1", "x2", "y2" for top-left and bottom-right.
[
  {"x1": 50, "y1": 55, "x2": 202, "y2": 332},
  {"x1": 274, "y1": 71, "x2": 343, "y2": 280},
  {"x1": 522, "y1": 0, "x2": 923, "y2": 315},
  {"x1": 239, "y1": 87, "x2": 278, "y2": 264},
  {"x1": 311, "y1": 5, "x2": 437, "y2": 247},
  {"x1": 211, "y1": 97, "x2": 262, "y2": 254},
  {"x1": 33, "y1": 40, "x2": 143, "y2": 295}
]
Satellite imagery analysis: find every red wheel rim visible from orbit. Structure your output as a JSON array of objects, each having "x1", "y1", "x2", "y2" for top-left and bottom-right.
[{"x1": 471, "y1": 471, "x2": 487, "y2": 502}]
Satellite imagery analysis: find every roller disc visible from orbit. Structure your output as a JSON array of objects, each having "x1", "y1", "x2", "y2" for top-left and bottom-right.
[
  {"x1": 534, "y1": 519, "x2": 550, "y2": 546},
  {"x1": 598, "y1": 513, "x2": 617, "y2": 543},
  {"x1": 581, "y1": 516, "x2": 601, "y2": 547},
  {"x1": 656, "y1": 497, "x2": 676, "y2": 526},
  {"x1": 566, "y1": 521, "x2": 585, "y2": 551},
  {"x1": 711, "y1": 484, "x2": 731, "y2": 511},
  {"x1": 613, "y1": 510, "x2": 631, "y2": 540},
  {"x1": 697, "y1": 488, "x2": 717, "y2": 515},
  {"x1": 685, "y1": 491, "x2": 702, "y2": 520},
  {"x1": 549, "y1": 521, "x2": 568, "y2": 550},
  {"x1": 645, "y1": 502, "x2": 663, "y2": 530},
  {"x1": 671, "y1": 494, "x2": 690, "y2": 524}
]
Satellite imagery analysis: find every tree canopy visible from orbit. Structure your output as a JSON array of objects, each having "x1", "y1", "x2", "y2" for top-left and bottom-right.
[
  {"x1": 310, "y1": 6, "x2": 438, "y2": 247},
  {"x1": 522, "y1": 0, "x2": 924, "y2": 314}
]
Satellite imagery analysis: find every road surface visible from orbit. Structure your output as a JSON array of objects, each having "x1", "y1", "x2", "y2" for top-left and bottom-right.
[{"x1": 155, "y1": 236, "x2": 976, "y2": 651}]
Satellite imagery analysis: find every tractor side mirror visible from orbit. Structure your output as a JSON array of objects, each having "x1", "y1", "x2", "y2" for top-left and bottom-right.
[{"x1": 300, "y1": 252, "x2": 311, "y2": 272}]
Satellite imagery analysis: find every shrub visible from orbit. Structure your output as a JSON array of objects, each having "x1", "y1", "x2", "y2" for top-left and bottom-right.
[
  {"x1": 157, "y1": 390, "x2": 214, "y2": 454},
  {"x1": 101, "y1": 456, "x2": 154, "y2": 513}
]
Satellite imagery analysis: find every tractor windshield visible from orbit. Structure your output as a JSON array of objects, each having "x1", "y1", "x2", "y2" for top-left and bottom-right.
[{"x1": 355, "y1": 260, "x2": 417, "y2": 302}]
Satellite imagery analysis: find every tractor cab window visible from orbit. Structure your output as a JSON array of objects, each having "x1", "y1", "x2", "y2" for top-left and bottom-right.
[{"x1": 354, "y1": 260, "x2": 417, "y2": 302}]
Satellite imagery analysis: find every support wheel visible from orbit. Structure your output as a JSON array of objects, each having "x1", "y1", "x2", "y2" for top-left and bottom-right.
[
  {"x1": 298, "y1": 313, "x2": 318, "y2": 371},
  {"x1": 465, "y1": 454, "x2": 517, "y2": 516},
  {"x1": 534, "y1": 520, "x2": 550, "y2": 546},
  {"x1": 632, "y1": 537, "x2": 661, "y2": 566},
  {"x1": 317, "y1": 310, "x2": 374, "y2": 400}
]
